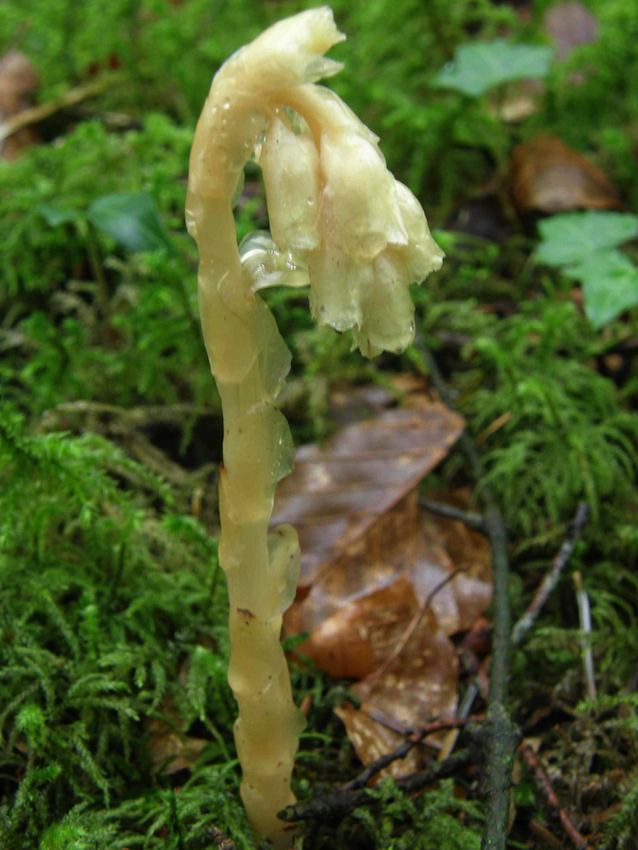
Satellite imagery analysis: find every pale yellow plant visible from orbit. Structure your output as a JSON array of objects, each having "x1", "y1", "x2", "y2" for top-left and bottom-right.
[{"x1": 186, "y1": 7, "x2": 443, "y2": 847}]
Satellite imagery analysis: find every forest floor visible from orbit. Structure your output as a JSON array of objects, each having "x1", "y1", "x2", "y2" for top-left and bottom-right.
[{"x1": 1, "y1": 1, "x2": 638, "y2": 849}]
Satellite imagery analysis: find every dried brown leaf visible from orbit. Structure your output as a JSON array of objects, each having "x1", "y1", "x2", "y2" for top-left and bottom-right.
[
  {"x1": 273, "y1": 403, "x2": 465, "y2": 588},
  {"x1": 353, "y1": 605, "x2": 459, "y2": 732},
  {"x1": 297, "y1": 575, "x2": 418, "y2": 680},
  {"x1": 276, "y1": 395, "x2": 492, "y2": 763},
  {"x1": 0, "y1": 50, "x2": 39, "y2": 159},
  {"x1": 335, "y1": 703, "x2": 422, "y2": 776},
  {"x1": 510, "y1": 135, "x2": 620, "y2": 213},
  {"x1": 286, "y1": 491, "x2": 491, "y2": 650},
  {"x1": 146, "y1": 718, "x2": 208, "y2": 775},
  {"x1": 334, "y1": 604, "x2": 459, "y2": 770},
  {"x1": 544, "y1": 2, "x2": 598, "y2": 61}
]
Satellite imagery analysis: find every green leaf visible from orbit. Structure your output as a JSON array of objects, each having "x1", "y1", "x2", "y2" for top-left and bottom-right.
[
  {"x1": 87, "y1": 192, "x2": 172, "y2": 253},
  {"x1": 569, "y1": 250, "x2": 638, "y2": 329},
  {"x1": 434, "y1": 40, "x2": 552, "y2": 97},
  {"x1": 37, "y1": 203, "x2": 83, "y2": 227},
  {"x1": 537, "y1": 211, "x2": 638, "y2": 267}
]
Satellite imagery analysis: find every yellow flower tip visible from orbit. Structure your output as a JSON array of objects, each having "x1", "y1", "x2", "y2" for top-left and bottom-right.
[
  {"x1": 264, "y1": 6, "x2": 346, "y2": 70},
  {"x1": 234, "y1": 6, "x2": 345, "y2": 90},
  {"x1": 254, "y1": 56, "x2": 444, "y2": 358}
]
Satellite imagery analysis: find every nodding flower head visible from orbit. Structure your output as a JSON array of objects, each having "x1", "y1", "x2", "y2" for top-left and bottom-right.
[{"x1": 236, "y1": 6, "x2": 444, "y2": 358}]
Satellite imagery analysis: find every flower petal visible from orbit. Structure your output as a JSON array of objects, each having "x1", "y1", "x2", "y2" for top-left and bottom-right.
[
  {"x1": 260, "y1": 115, "x2": 321, "y2": 251},
  {"x1": 307, "y1": 244, "x2": 369, "y2": 331},
  {"x1": 393, "y1": 181, "x2": 444, "y2": 281},
  {"x1": 320, "y1": 131, "x2": 408, "y2": 260},
  {"x1": 352, "y1": 253, "x2": 416, "y2": 357}
]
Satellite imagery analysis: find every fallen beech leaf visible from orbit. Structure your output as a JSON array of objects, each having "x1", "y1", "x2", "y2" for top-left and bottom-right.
[
  {"x1": 146, "y1": 717, "x2": 208, "y2": 775},
  {"x1": 334, "y1": 603, "x2": 458, "y2": 771},
  {"x1": 286, "y1": 491, "x2": 491, "y2": 645},
  {"x1": 353, "y1": 604, "x2": 459, "y2": 731},
  {"x1": 329, "y1": 384, "x2": 398, "y2": 428},
  {"x1": 273, "y1": 403, "x2": 465, "y2": 588},
  {"x1": 0, "y1": 51, "x2": 39, "y2": 159},
  {"x1": 299, "y1": 575, "x2": 418, "y2": 680},
  {"x1": 511, "y1": 136, "x2": 620, "y2": 213},
  {"x1": 277, "y1": 395, "x2": 492, "y2": 763},
  {"x1": 329, "y1": 374, "x2": 428, "y2": 427},
  {"x1": 544, "y1": 2, "x2": 598, "y2": 62},
  {"x1": 335, "y1": 702, "x2": 422, "y2": 777}
]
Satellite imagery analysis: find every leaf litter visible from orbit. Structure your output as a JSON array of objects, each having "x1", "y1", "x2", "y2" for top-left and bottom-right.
[
  {"x1": 274, "y1": 384, "x2": 492, "y2": 769},
  {"x1": 510, "y1": 135, "x2": 620, "y2": 214}
]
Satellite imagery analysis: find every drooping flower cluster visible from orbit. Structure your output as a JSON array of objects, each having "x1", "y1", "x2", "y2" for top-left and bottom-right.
[{"x1": 238, "y1": 7, "x2": 444, "y2": 357}]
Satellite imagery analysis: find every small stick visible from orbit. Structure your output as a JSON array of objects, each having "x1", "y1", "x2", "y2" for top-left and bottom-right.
[
  {"x1": 528, "y1": 819, "x2": 566, "y2": 850},
  {"x1": 413, "y1": 337, "x2": 516, "y2": 850},
  {"x1": 362, "y1": 569, "x2": 463, "y2": 694},
  {"x1": 511, "y1": 502, "x2": 589, "y2": 646},
  {"x1": 573, "y1": 571, "x2": 597, "y2": 699},
  {"x1": 438, "y1": 680, "x2": 482, "y2": 761},
  {"x1": 344, "y1": 717, "x2": 470, "y2": 791},
  {"x1": 278, "y1": 750, "x2": 472, "y2": 823},
  {"x1": 0, "y1": 75, "x2": 120, "y2": 142},
  {"x1": 420, "y1": 497, "x2": 486, "y2": 532},
  {"x1": 519, "y1": 744, "x2": 593, "y2": 850},
  {"x1": 40, "y1": 400, "x2": 215, "y2": 430},
  {"x1": 447, "y1": 502, "x2": 590, "y2": 759}
]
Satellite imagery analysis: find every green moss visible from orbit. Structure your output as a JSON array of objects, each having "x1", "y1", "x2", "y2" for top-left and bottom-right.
[{"x1": 1, "y1": 0, "x2": 638, "y2": 846}]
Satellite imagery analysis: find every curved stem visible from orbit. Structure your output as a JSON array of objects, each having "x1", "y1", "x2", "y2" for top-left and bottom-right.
[
  {"x1": 186, "y1": 11, "x2": 444, "y2": 845},
  {"x1": 188, "y1": 93, "x2": 304, "y2": 848}
]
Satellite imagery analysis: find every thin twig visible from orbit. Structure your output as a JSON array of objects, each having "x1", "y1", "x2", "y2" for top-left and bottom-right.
[
  {"x1": 343, "y1": 717, "x2": 470, "y2": 791},
  {"x1": 573, "y1": 571, "x2": 597, "y2": 699},
  {"x1": 511, "y1": 502, "x2": 589, "y2": 646},
  {"x1": 420, "y1": 496, "x2": 486, "y2": 532},
  {"x1": 278, "y1": 750, "x2": 472, "y2": 823},
  {"x1": 0, "y1": 75, "x2": 120, "y2": 142},
  {"x1": 519, "y1": 744, "x2": 593, "y2": 850},
  {"x1": 528, "y1": 819, "x2": 566, "y2": 850},
  {"x1": 438, "y1": 680, "x2": 484, "y2": 761},
  {"x1": 460, "y1": 501, "x2": 590, "y2": 727},
  {"x1": 39, "y1": 400, "x2": 216, "y2": 430},
  {"x1": 413, "y1": 336, "x2": 516, "y2": 850}
]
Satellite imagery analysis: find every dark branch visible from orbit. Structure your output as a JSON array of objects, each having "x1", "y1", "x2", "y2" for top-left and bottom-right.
[
  {"x1": 420, "y1": 496, "x2": 486, "y2": 532},
  {"x1": 519, "y1": 744, "x2": 593, "y2": 850},
  {"x1": 414, "y1": 336, "x2": 517, "y2": 850},
  {"x1": 279, "y1": 750, "x2": 472, "y2": 823},
  {"x1": 344, "y1": 717, "x2": 470, "y2": 791}
]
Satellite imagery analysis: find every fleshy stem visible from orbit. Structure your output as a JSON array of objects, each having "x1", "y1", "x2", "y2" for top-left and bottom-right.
[
  {"x1": 184, "y1": 36, "x2": 346, "y2": 850},
  {"x1": 186, "y1": 10, "x2": 444, "y2": 845},
  {"x1": 189, "y1": 197, "x2": 304, "y2": 847}
]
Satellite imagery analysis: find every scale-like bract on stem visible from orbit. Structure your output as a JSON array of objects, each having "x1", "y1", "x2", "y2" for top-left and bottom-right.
[{"x1": 186, "y1": 7, "x2": 442, "y2": 847}]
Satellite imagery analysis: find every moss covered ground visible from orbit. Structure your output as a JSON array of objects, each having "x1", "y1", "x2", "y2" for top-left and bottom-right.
[{"x1": 1, "y1": 1, "x2": 638, "y2": 847}]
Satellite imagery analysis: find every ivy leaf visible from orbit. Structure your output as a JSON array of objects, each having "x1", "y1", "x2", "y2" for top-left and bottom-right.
[
  {"x1": 37, "y1": 204, "x2": 83, "y2": 227},
  {"x1": 87, "y1": 192, "x2": 172, "y2": 253},
  {"x1": 569, "y1": 250, "x2": 638, "y2": 329},
  {"x1": 537, "y1": 211, "x2": 638, "y2": 267},
  {"x1": 434, "y1": 40, "x2": 553, "y2": 97}
]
